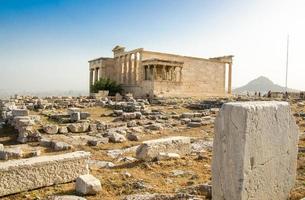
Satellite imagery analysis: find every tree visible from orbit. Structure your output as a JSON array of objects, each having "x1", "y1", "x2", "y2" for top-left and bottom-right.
[{"x1": 90, "y1": 78, "x2": 123, "y2": 96}]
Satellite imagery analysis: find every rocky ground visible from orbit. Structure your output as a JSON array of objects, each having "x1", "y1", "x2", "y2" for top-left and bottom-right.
[{"x1": 0, "y1": 95, "x2": 304, "y2": 200}]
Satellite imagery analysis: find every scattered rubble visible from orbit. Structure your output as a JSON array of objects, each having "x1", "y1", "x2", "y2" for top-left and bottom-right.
[{"x1": 0, "y1": 95, "x2": 304, "y2": 200}]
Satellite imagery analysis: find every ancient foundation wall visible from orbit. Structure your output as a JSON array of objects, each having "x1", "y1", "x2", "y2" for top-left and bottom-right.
[
  {"x1": 0, "y1": 151, "x2": 91, "y2": 197},
  {"x1": 150, "y1": 81, "x2": 183, "y2": 97},
  {"x1": 122, "y1": 82, "x2": 153, "y2": 98}
]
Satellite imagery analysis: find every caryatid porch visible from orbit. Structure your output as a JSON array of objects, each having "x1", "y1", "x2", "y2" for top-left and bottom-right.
[{"x1": 142, "y1": 59, "x2": 183, "y2": 82}]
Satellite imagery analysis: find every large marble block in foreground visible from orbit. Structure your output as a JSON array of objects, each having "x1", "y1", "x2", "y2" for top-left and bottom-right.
[
  {"x1": 0, "y1": 151, "x2": 90, "y2": 197},
  {"x1": 212, "y1": 101, "x2": 299, "y2": 200}
]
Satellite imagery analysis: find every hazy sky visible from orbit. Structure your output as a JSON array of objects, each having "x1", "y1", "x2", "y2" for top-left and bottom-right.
[{"x1": 0, "y1": 0, "x2": 304, "y2": 92}]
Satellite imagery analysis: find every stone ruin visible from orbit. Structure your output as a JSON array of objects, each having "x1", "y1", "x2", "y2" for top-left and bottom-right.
[
  {"x1": 89, "y1": 45, "x2": 234, "y2": 98},
  {"x1": 212, "y1": 101, "x2": 299, "y2": 200},
  {"x1": 0, "y1": 151, "x2": 90, "y2": 197},
  {"x1": 0, "y1": 94, "x2": 303, "y2": 199}
]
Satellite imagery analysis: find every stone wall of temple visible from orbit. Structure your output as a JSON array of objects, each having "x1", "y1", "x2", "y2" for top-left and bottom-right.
[
  {"x1": 89, "y1": 58, "x2": 115, "y2": 86},
  {"x1": 138, "y1": 51, "x2": 227, "y2": 97},
  {"x1": 102, "y1": 58, "x2": 115, "y2": 80}
]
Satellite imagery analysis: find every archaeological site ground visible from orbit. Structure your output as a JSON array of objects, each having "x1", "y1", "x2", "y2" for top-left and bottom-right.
[{"x1": 0, "y1": 92, "x2": 305, "y2": 200}]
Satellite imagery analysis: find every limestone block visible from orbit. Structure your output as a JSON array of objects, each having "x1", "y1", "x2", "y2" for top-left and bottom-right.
[
  {"x1": 109, "y1": 133, "x2": 127, "y2": 143},
  {"x1": 157, "y1": 152, "x2": 181, "y2": 161},
  {"x1": 68, "y1": 123, "x2": 89, "y2": 133},
  {"x1": 191, "y1": 118, "x2": 202, "y2": 122},
  {"x1": 52, "y1": 141, "x2": 73, "y2": 151},
  {"x1": 136, "y1": 136, "x2": 191, "y2": 161},
  {"x1": 114, "y1": 110, "x2": 123, "y2": 116},
  {"x1": 75, "y1": 174, "x2": 101, "y2": 195},
  {"x1": 80, "y1": 112, "x2": 90, "y2": 120},
  {"x1": 89, "y1": 124, "x2": 97, "y2": 132},
  {"x1": 17, "y1": 128, "x2": 41, "y2": 143},
  {"x1": 134, "y1": 111, "x2": 142, "y2": 119},
  {"x1": 11, "y1": 116, "x2": 31, "y2": 127},
  {"x1": 212, "y1": 101, "x2": 299, "y2": 200},
  {"x1": 68, "y1": 108, "x2": 80, "y2": 115},
  {"x1": 87, "y1": 137, "x2": 109, "y2": 146},
  {"x1": 0, "y1": 151, "x2": 90, "y2": 197},
  {"x1": 40, "y1": 138, "x2": 53, "y2": 147},
  {"x1": 181, "y1": 113, "x2": 195, "y2": 118},
  {"x1": 71, "y1": 112, "x2": 80, "y2": 122},
  {"x1": 123, "y1": 193, "x2": 199, "y2": 200},
  {"x1": 12, "y1": 109, "x2": 29, "y2": 117},
  {"x1": 127, "y1": 132, "x2": 140, "y2": 141},
  {"x1": 46, "y1": 196, "x2": 86, "y2": 200},
  {"x1": 146, "y1": 123, "x2": 163, "y2": 131},
  {"x1": 127, "y1": 120, "x2": 137, "y2": 127},
  {"x1": 59, "y1": 126, "x2": 69, "y2": 134},
  {"x1": 187, "y1": 122, "x2": 202, "y2": 127},
  {"x1": 0, "y1": 146, "x2": 23, "y2": 160},
  {"x1": 181, "y1": 118, "x2": 191, "y2": 125},
  {"x1": 15, "y1": 119, "x2": 33, "y2": 127},
  {"x1": 43, "y1": 124, "x2": 59, "y2": 134},
  {"x1": 122, "y1": 112, "x2": 137, "y2": 120},
  {"x1": 88, "y1": 160, "x2": 115, "y2": 168}
]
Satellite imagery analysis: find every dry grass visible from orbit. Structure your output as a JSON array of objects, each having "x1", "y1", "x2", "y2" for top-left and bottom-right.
[{"x1": 1, "y1": 101, "x2": 305, "y2": 200}]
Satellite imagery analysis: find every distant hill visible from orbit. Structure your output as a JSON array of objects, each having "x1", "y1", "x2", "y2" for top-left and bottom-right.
[{"x1": 233, "y1": 76, "x2": 299, "y2": 94}]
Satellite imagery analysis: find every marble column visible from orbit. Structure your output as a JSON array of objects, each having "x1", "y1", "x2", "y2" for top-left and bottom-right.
[
  {"x1": 153, "y1": 65, "x2": 157, "y2": 81},
  {"x1": 228, "y1": 63, "x2": 232, "y2": 94},
  {"x1": 169, "y1": 67, "x2": 173, "y2": 81},
  {"x1": 128, "y1": 54, "x2": 132, "y2": 84},
  {"x1": 116, "y1": 57, "x2": 120, "y2": 83},
  {"x1": 89, "y1": 69, "x2": 93, "y2": 86},
  {"x1": 120, "y1": 56, "x2": 124, "y2": 83},
  {"x1": 139, "y1": 51, "x2": 143, "y2": 82},
  {"x1": 162, "y1": 65, "x2": 166, "y2": 80},
  {"x1": 144, "y1": 65, "x2": 147, "y2": 80},
  {"x1": 99, "y1": 66, "x2": 102, "y2": 81},
  {"x1": 95, "y1": 68, "x2": 99, "y2": 83},
  {"x1": 116, "y1": 57, "x2": 122, "y2": 83},
  {"x1": 148, "y1": 65, "x2": 153, "y2": 81},
  {"x1": 123, "y1": 55, "x2": 128, "y2": 84},
  {"x1": 173, "y1": 67, "x2": 177, "y2": 81},
  {"x1": 134, "y1": 53, "x2": 138, "y2": 84},
  {"x1": 179, "y1": 67, "x2": 182, "y2": 82}
]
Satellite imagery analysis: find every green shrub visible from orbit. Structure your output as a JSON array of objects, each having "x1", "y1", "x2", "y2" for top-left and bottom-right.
[{"x1": 90, "y1": 78, "x2": 123, "y2": 96}]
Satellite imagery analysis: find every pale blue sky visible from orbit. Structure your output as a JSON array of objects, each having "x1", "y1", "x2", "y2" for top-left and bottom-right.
[{"x1": 0, "y1": 0, "x2": 304, "y2": 93}]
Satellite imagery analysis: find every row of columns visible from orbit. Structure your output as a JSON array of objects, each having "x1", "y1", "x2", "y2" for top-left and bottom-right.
[
  {"x1": 116, "y1": 52, "x2": 141, "y2": 85},
  {"x1": 144, "y1": 65, "x2": 182, "y2": 82},
  {"x1": 89, "y1": 67, "x2": 101, "y2": 86}
]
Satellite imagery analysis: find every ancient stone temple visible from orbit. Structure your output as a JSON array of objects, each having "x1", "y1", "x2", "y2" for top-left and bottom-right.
[{"x1": 89, "y1": 45, "x2": 233, "y2": 98}]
